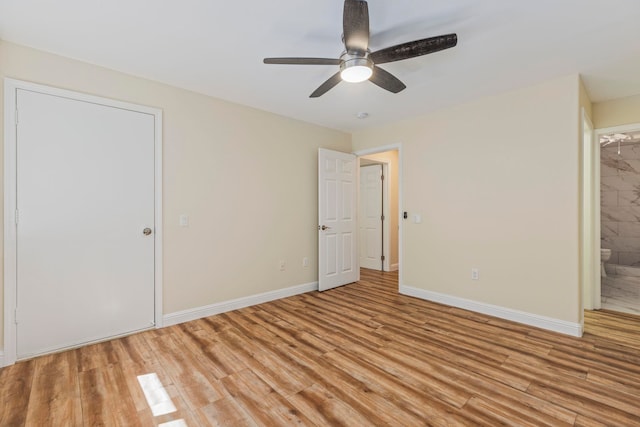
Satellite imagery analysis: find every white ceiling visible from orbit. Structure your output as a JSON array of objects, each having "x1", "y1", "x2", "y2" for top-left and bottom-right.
[{"x1": 2, "y1": 0, "x2": 640, "y2": 132}]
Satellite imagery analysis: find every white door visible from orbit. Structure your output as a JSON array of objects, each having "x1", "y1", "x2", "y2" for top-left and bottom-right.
[
  {"x1": 16, "y1": 89, "x2": 156, "y2": 359},
  {"x1": 318, "y1": 149, "x2": 358, "y2": 291},
  {"x1": 359, "y1": 165, "x2": 383, "y2": 270}
]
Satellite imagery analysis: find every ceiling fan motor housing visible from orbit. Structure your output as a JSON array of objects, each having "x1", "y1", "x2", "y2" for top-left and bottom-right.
[{"x1": 340, "y1": 52, "x2": 373, "y2": 82}]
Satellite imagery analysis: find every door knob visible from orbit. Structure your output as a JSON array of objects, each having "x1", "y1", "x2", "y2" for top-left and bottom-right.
[
  {"x1": 143, "y1": 228, "x2": 152, "y2": 236},
  {"x1": 318, "y1": 225, "x2": 331, "y2": 231}
]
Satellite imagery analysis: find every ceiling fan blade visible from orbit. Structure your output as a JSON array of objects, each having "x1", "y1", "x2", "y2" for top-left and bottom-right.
[
  {"x1": 343, "y1": 0, "x2": 370, "y2": 53},
  {"x1": 264, "y1": 57, "x2": 341, "y2": 65},
  {"x1": 369, "y1": 66, "x2": 406, "y2": 93},
  {"x1": 310, "y1": 72, "x2": 342, "y2": 98},
  {"x1": 370, "y1": 33, "x2": 457, "y2": 64}
]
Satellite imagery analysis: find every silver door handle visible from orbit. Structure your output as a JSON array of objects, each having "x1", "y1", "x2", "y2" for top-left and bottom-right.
[
  {"x1": 143, "y1": 228, "x2": 152, "y2": 236},
  {"x1": 318, "y1": 225, "x2": 331, "y2": 231}
]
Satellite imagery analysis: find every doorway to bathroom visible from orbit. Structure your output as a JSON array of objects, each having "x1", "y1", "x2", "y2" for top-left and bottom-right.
[{"x1": 596, "y1": 123, "x2": 640, "y2": 315}]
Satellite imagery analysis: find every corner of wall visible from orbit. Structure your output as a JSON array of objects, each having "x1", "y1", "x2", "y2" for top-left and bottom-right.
[{"x1": 578, "y1": 74, "x2": 593, "y2": 119}]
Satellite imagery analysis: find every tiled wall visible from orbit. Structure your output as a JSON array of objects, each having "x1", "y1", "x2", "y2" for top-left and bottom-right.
[{"x1": 601, "y1": 143, "x2": 640, "y2": 266}]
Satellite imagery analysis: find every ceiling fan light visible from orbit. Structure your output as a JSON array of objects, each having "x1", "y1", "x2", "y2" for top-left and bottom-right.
[{"x1": 340, "y1": 58, "x2": 373, "y2": 83}]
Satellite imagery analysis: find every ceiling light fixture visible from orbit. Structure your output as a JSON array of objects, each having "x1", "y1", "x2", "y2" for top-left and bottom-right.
[
  {"x1": 356, "y1": 112, "x2": 369, "y2": 119},
  {"x1": 340, "y1": 56, "x2": 373, "y2": 83},
  {"x1": 600, "y1": 133, "x2": 631, "y2": 146}
]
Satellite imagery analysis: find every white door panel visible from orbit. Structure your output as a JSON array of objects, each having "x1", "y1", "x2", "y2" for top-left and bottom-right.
[
  {"x1": 318, "y1": 149, "x2": 358, "y2": 291},
  {"x1": 359, "y1": 165, "x2": 383, "y2": 270},
  {"x1": 16, "y1": 89, "x2": 155, "y2": 358}
]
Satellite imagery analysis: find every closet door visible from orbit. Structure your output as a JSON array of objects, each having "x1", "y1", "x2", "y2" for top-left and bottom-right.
[{"x1": 16, "y1": 88, "x2": 156, "y2": 359}]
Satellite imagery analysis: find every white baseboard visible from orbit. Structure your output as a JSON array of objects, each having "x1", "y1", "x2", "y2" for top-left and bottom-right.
[
  {"x1": 0, "y1": 351, "x2": 4, "y2": 367},
  {"x1": 400, "y1": 285, "x2": 583, "y2": 337},
  {"x1": 389, "y1": 263, "x2": 399, "y2": 272},
  {"x1": 163, "y1": 281, "x2": 318, "y2": 327}
]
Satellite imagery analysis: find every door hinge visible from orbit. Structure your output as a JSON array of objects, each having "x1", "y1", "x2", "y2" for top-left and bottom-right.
[
  {"x1": 381, "y1": 215, "x2": 385, "y2": 221},
  {"x1": 381, "y1": 255, "x2": 386, "y2": 261},
  {"x1": 14, "y1": 307, "x2": 18, "y2": 324},
  {"x1": 381, "y1": 174, "x2": 384, "y2": 181}
]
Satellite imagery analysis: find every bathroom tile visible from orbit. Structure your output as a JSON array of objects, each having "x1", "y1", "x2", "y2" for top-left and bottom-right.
[
  {"x1": 601, "y1": 300, "x2": 640, "y2": 315},
  {"x1": 601, "y1": 146, "x2": 620, "y2": 160},
  {"x1": 600, "y1": 206, "x2": 640, "y2": 222},
  {"x1": 617, "y1": 190, "x2": 640, "y2": 206},
  {"x1": 600, "y1": 158, "x2": 619, "y2": 177},
  {"x1": 607, "y1": 237, "x2": 640, "y2": 253},
  {"x1": 601, "y1": 221, "x2": 618, "y2": 238},
  {"x1": 617, "y1": 221, "x2": 640, "y2": 237},
  {"x1": 618, "y1": 252, "x2": 640, "y2": 266},
  {"x1": 600, "y1": 190, "x2": 618, "y2": 207},
  {"x1": 601, "y1": 174, "x2": 640, "y2": 192},
  {"x1": 600, "y1": 156, "x2": 640, "y2": 175},
  {"x1": 613, "y1": 264, "x2": 640, "y2": 277},
  {"x1": 624, "y1": 159, "x2": 640, "y2": 174},
  {"x1": 600, "y1": 269, "x2": 640, "y2": 315},
  {"x1": 619, "y1": 144, "x2": 640, "y2": 160}
]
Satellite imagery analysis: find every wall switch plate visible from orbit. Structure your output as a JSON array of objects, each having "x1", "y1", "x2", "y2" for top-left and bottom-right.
[
  {"x1": 303, "y1": 257, "x2": 309, "y2": 267},
  {"x1": 471, "y1": 268, "x2": 479, "y2": 280},
  {"x1": 179, "y1": 214, "x2": 189, "y2": 227},
  {"x1": 279, "y1": 260, "x2": 286, "y2": 271},
  {"x1": 413, "y1": 214, "x2": 422, "y2": 224}
]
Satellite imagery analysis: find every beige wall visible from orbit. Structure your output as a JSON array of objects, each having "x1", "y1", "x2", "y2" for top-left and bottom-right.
[
  {"x1": 0, "y1": 41, "x2": 351, "y2": 348},
  {"x1": 353, "y1": 74, "x2": 582, "y2": 323},
  {"x1": 360, "y1": 151, "x2": 399, "y2": 269},
  {"x1": 593, "y1": 94, "x2": 640, "y2": 129}
]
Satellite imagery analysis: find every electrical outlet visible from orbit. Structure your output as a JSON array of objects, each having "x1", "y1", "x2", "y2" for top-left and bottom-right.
[
  {"x1": 471, "y1": 268, "x2": 479, "y2": 280},
  {"x1": 279, "y1": 260, "x2": 286, "y2": 271},
  {"x1": 303, "y1": 257, "x2": 309, "y2": 267}
]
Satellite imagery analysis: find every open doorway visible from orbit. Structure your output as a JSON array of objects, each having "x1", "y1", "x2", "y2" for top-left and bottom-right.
[
  {"x1": 595, "y1": 124, "x2": 640, "y2": 315},
  {"x1": 357, "y1": 148, "x2": 400, "y2": 277}
]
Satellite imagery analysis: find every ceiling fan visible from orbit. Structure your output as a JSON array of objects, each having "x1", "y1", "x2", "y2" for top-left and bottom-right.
[{"x1": 263, "y1": 0, "x2": 458, "y2": 98}]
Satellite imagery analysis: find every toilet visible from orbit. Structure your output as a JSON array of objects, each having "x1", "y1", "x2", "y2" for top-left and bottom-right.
[{"x1": 601, "y1": 248, "x2": 612, "y2": 277}]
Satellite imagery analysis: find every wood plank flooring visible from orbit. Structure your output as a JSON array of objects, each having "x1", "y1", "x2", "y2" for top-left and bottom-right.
[{"x1": 2, "y1": 268, "x2": 640, "y2": 426}]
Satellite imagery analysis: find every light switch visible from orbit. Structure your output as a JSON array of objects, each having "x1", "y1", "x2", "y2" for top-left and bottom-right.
[
  {"x1": 179, "y1": 214, "x2": 189, "y2": 227},
  {"x1": 413, "y1": 214, "x2": 422, "y2": 224}
]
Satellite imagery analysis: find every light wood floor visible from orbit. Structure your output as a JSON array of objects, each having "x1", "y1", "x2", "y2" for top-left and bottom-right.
[{"x1": 2, "y1": 269, "x2": 640, "y2": 426}]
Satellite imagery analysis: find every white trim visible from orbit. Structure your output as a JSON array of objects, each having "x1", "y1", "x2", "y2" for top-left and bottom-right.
[
  {"x1": 4, "y1": 80, "x2": 18, "y2": 366},
  {"x1": 354, "y1": 143, "x2": 403, "y2": 287},
  {"x1": 596, "y1": 123, "x2": 640, "y2": 135},
  {"x1": 389, "y1": 263, "x2": 399, "y2": 272},
  {"x1": 0, "y1": 351, "x2": 4, "y2": 367},
  {"x1": 382, "y1": 163, "x2": 390, "y2": 272},
  {"x1": 400, "y1": 285, "x2": 584, "y2": 337},
  {"x1": 163, "y1": 281, "x2": 319, "y2": 326},
  {"x1": 3, "y1": 78, "x2": 163, "y2": 366},
  {"x1": 154, "y1": 108, "x2": 164, "y2": 328},
  {"x1": 581, "y1": 108, "x2": 596, "y2": 315}
]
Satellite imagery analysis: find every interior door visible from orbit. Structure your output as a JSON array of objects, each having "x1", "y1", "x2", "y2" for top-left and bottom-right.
[
  {"x1": 359, "y1": 164, "x2": 383, "y2": 270},
  {"x1": 16, "y1": 89, "x2": 156, "y2": 359},
  {"x1": 318, "y1": 148, "x2": 358, "y2": 291}
]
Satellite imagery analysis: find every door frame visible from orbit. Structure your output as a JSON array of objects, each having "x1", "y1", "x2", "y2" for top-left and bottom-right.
[
  {"x1": 3, "y1": 78, "x2": 163, "y2": 366},
  {"x1": 354, "y1": 144, "x2": 403, "y2": 286},
  {"x1": 587, "y1": 121, "x2": 640, "y2": 313},
  {"x1": 581, "y1": 109, "x2": 598, "y2": 312},
  {"x1": 359, "y1": 161, "x2": 391, "y2": 271}
]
